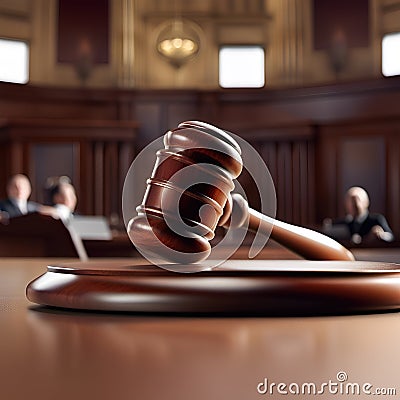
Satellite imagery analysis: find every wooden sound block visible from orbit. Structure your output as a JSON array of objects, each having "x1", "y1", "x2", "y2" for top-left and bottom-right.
[{"x1": 26, "y1": 259, "x2": 400, "y2": 316}]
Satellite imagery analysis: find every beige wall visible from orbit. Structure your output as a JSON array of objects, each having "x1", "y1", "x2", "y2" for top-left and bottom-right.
[{"x1": 0, "y1": 0, "x2": 399, "y2": 89}]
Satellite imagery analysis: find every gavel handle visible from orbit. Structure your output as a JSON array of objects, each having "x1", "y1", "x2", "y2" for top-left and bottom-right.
[{"x1": 230, "y1": 194, "x2": 354, "y2": 261}]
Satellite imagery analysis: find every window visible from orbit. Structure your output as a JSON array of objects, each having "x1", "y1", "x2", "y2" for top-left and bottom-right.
[
  {"x1": 219, "y1": 46, "x2": 265, "y2": 88},
  {"x1": 0, "y1": 38, "x2": 29, "y2": 84},
  {"x1": 382, "y1": 32, "x2": 400, "y2": 77}
]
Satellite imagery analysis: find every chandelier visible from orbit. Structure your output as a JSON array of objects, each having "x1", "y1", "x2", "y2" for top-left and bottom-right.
[{"x1": 156, "y1": 19, "x2": 200, "y2": 68}]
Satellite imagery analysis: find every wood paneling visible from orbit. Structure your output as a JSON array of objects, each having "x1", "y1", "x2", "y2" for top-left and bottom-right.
[
  {"x1": 1, "y1": 78, "x2": 400, "y2": 237},
  {"x1": 29, "y1": 142, "x2": 78, "y2": 202},
  {"x1": 0, "y1": 119, "x2": 137, "y2": 224},
  {"x1": 241, "y1": 126, "x2": 315, "y2": 226},
  {"x1": 339, "y1": 137, "x2": 386, "y2": 212},
  {"x1": 57, "y1": 0, "x2": 110, "y2": 64},
  {"x1": 316, "y1": 118, "x2": 400, "y2": 237},
  {"x1": 313, "y1": 0, "x2": 370, "y2": 50}
]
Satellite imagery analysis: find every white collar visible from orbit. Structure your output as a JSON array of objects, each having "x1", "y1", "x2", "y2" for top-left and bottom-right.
[{"x1": 10, "y1": 198, "x2": 28, "y2": 214}]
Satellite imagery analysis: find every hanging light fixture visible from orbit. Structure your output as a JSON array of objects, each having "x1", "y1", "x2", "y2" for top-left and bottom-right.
[{"x1": 156, "y1": 19, "x2": 200, "y2": 68}]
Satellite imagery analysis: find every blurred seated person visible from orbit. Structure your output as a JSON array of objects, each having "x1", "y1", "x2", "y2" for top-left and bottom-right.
[
  {"x1": 39, "y1": 177, "x2": 88, "y2": 260},
  {"x1": 40, "y1": 177, "x2": 77, "y2": 224},
  {"x1": 324, "y1": 186, "x2": 394, "y2": 244},
  {"x1": 0, "y1": 174, "x2": 40, "y2": 220}
]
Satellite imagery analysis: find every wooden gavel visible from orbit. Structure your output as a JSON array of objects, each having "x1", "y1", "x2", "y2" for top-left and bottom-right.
[{"x1": 128, "y1": 121, "x2": 354, "y2": 264}]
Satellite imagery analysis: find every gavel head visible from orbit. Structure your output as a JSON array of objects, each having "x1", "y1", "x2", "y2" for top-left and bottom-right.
[{"x1": 127, "y1": 121, "x2": 243, "y2": 264}]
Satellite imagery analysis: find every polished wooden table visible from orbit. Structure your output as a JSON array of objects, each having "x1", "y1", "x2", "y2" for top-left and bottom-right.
[{"x1": 1, "y1": 258, "x2": 400, "y2": 400}]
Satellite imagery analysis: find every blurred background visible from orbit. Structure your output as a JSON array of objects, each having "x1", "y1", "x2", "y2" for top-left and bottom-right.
[{"x1": 0, "y1": 0, "x2": 399, "y2": 253}]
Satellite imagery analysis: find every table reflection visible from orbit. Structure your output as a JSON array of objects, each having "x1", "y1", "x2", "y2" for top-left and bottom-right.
[
  {"x1": 9, "y1": 308, "x2": 396, "y2": 400},
  {"x1": 1, "y1": 258, "x2": 399, "y2": 400}
]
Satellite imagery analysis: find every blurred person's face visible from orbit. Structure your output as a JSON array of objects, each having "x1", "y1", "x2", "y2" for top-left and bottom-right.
[
  {"x1": 55, "y1": 184, "x2": 77, "y2": 212},
  {"x1": 7, "y1": 175, "x2": 31, "y2": 201},
  {"x1": 345, "y1": 187, "x2": 369, "y2": 218}
]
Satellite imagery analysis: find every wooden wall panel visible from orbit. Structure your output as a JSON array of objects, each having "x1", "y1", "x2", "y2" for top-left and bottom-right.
[
  {"x1": 29, "y1": 142, "x2": 78, "y2": 203},
  {"x1": 387, "y1": 134, "x2": 400, "y2": 237},
  {"x1": 313, "y1": 0, "x2": 370, "y2": 50},
  {"x1": 1, "y1": 78, "x2": 400, "y2": 238},
  {"x1": 241, "y1": 126, "x2": 316, "y2": 226},
  {"x1": 57, "y1": 0, "x2": 110, "y2": 64},
  {"x1": 93, "y1": 141, "x2": 105, "y2": 215},
  {"x1": 316, "y1": 118, "x2": 400, "y2": 237},
  {"x1": 339, "y1": 137, "x2": 386, "y2": 213},
  {"x1": 133, "y1": 103, "x2": 163, "y2": 148},
  {"x1": 0, "y1": 119, "x2": 137, "y2": 226},
  {"x1": 80, "y1": 140, "x2": 94, "y2": 215}
]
